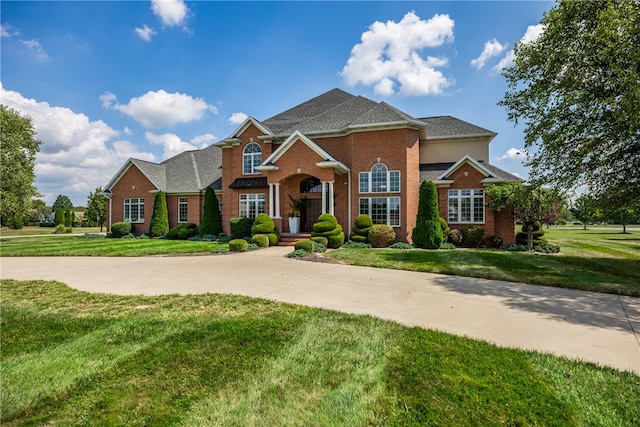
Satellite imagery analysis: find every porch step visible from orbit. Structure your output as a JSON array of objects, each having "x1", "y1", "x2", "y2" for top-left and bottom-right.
[{"x1": 277, "y1": 233, "x2": 312, "y2": 246}]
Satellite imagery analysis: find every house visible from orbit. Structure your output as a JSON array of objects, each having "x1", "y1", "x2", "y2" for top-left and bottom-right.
[{"x1": 105, "y1": 88, "x2": 519, "y2": 244}]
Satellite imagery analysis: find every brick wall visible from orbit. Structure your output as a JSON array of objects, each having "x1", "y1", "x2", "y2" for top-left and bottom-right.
[{"x1": 108, "y1": 164, "x2": 157, "y2": 235}]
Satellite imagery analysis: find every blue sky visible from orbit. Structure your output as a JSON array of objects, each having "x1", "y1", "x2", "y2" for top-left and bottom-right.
[{"x1": 1, "y1": 0, "x2": 552, "y2": 207}]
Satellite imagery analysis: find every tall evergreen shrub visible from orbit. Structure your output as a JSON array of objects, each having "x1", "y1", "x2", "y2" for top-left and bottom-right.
[
  {"x1": 65, "y1": 208, "x2": 73, "y2": 227},
  {"x1": 54, "y1": 207, "x2": 64, "y2": 225},
  {"x1": 148, "y1": 191, "x2": 169, "y2": 237},
  {"x1": 200, "y1": 187, "x2": 222, "y2": 236},
  {"x1": 412, "y1": 180, "x2": 443, "y2": 249}
]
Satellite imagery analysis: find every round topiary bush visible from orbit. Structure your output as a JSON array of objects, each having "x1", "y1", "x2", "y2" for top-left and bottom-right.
[
  {"x1": 294, "y1": 239, "x2": 314, "y2": 253},
  {"x1": 462, "y1": 226, "x2": 485, "y2": 248},
  {"x1": 368, "y1": 224, "x2": 396, "y2": 248},
  {"x1": 251, "y1": 213, "x2": 275, "y2": 235},
  {"x1": 310, "y1": 213, "x2": 344, "y2": 248},
  {"x1": 350, "y1": 214, "x2": 373, "y2": 243},
  {"x1": 251, "y1": 234, "x2": 270, "y2": 248},
  {"x1": 267, "y1": 232, "x2": 279, "y2": 246},
  {"x1": 229, "y1": 239, "x2": 248, "y2": 252},
  {"x1": 110, "y1": 221, "x2": 132, "y2": 238}
]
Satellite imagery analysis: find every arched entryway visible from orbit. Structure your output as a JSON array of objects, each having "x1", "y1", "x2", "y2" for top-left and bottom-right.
[{"x1": 299, "y1": 177, "x2": 323, "y2": 232}]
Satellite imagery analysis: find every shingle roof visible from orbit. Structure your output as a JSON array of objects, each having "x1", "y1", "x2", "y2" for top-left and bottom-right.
[
  {"x1": 261, "y1": 88, "x2": 423, "y2": 136},
  {"x1": 108, "y1": 144, "x2": 222, "y2": 194},
  {"x1": 418, "y1": 116, "x2": 496, "y2": 138},
  {"x1": 419, "y1": 160, "x2": 521, "y2": 183}
]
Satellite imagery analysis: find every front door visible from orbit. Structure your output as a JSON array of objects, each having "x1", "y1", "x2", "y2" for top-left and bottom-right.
[{"x1": 302, "y1": 198, "x2": 322, "y2": 232}]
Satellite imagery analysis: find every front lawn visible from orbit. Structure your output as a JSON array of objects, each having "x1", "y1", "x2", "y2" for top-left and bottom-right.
[
  {"x1": 0, "y1": 235, "x2": 226, "y2": 257},
  {"x1": 2, "y1": 279, "x2": 638, "y2": 426},
  {"x1": 326, "y1": 227, "x2": 640, "y2": 296}
]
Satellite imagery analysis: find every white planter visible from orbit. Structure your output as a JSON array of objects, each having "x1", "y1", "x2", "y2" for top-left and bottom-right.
[{"x1": 288, "y1": 217, "x2": 300, "y2": 234}]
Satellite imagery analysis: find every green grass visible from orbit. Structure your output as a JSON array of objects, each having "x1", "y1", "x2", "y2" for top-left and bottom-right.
[
  {"x1": 327, "y1": 227, "x2": 640, "y2": 296},
  {"x1": 0, "y1": 235, "x2": 226, "y2": 256},
  {"x1": 0, "y1": 226, "x2": 104, "y2": 237},
  {"x1": 2, "y1": 279, "x2": 638, "y2": 426}
]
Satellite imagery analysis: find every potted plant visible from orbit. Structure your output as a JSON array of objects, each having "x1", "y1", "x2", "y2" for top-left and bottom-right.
[{"x1": 287, "y1": 197, "x2": 304, "y2": 234}]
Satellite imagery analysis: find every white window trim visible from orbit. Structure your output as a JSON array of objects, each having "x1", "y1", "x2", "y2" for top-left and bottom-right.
[
  {"x1": 359, "y1": 196, "x2": 401, "y2": 227},
  {"x1": 359, "y1": 163, "x2": 400, "y2": 194},
  {"x1": 239, "y1": 193, "x2": 265, "y2": 219},
  {"x1": 242, "y1": 142, "x2": 262, "y2": 175},
  {"x1": 178, "y1": 197, "x2": 188, "y2": 223},
  {"x1": 124, "y1": 198, "x2": 145, "y2": 223},
  {"x1": 448, "y1": 189, "x2": 485, "y2": 224}
]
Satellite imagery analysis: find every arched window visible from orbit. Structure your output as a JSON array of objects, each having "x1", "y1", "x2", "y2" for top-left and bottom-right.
[
  {"x1": 243, "y1": 143, "x2": 261, "y2": 175},
  {"x1": 358, "y1": 163, "x2": 400, "y2": 193},
  {"x1": 300, "y1": 177, "x2": 322, "y2": 193}
]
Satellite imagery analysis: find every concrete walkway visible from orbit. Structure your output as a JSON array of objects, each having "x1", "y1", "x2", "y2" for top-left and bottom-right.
[{"x1": 1, "y1": 247, "x2": 638, "y2": 375}]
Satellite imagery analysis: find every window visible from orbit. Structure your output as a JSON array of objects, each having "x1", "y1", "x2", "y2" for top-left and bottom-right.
[
  {"x1": 178, "y1": 197, "x2": 188, "y2": 223},
  {"x1": 239, "y1": 193, "x2": 265, "y2": 219},
  {"x1": 242, "y1": 143, "x2": 262, "y2": 175},
  {"x1": 124, "y1": 198, "x2": 144, "y2": 223},
  {"x1": 359, "y1": 197, "x2": 400, "y2": 226},
  {"x1": 359, "y1": 163, "x2": 400, "y2": 193},
  {"x1": 448, "y1": 189, "x2": 484, "y2": 223},
  {"x1": 300, "y1": 177, "x2": 322, "y2": 193}
]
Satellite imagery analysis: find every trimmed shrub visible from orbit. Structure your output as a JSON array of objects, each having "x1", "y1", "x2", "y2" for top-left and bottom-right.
[
  {"x1": 247, "y1": 243, "x2": 260, "y2": 251},
  {"x1": 534, "y1": 243, "x2": 561, "y2": 253},
  {"x1": 267, "y1": 233, "x2": 279, "y2": 246},
  {"x1": 65, "y1": 209, "x2": 73, "y2": 227},
  {"x1": 217, "y1": 235, "x2": 232, "y2": 243},
  {"x1": 288, "y1": 249, "x2": 310, "y2": 258},
  {"x1": 439, "y1": 242, "x2": 456, "y2": 250},
  {"x1": 312, "y1": 240, "x2": 327, "y2": 253},
  {"x1": 311, "y1": 236, "x2": 328, "y2": 247},
  {"x1": 230, "y1": 217, "x2": 254, "y2": 239},
  {"x1": 412, "y1": 180, "x2": 443, "y2": 249},
  {"x1": 54, "y1": 207, "x2": 65, "y2": 226},
  {"x1": 312, "y1": 213, "x2": 338, "y2": 233},
  {"x1": 251, "y1": 234, "x2": 270, "y2": 248},
  {"x1": 166, "y1": 223, "x2": 197, "y2": 240},
  {"x1": 311, "y1": 213, "x2": 344, "y2": 248},
  {"x1": 522, "y1": 221, "x2": 542, "y2": 232},
  {"x1": 368, "y1": 224, "x2": 396, "y2": 248},
  {"x1": 149, "y1": 191, "x2": 169, "y2": 237},
  {"x1": 295, "y1": 240, "x2": 314, "y2": 253},
  {"x1": 462, "y1": 226, "x2": 485, "y2": 248},
  {"x1": 229, "y1": 239, "x2": 248, "y2": 252},
  {"x1": 390, "y1": 242, "x2": 412, "y2": 249},
  {"x1": 448, "y1": 229, "x2": 464, "y2": 246},
  {"x1": 490, "y1": 236, "x2": 503, "y2": 248},
  {"x1": 350, "y1": 214, "x2": 373, "y2": 243},
  {"x1": 54, "y1": 224, "x2": 66, "y2": 234},
  {"x1": 251, "y1": 213, "x2": 275, "y2": 235},
  {"x1": 342, "y1": 241, "x2": 372, "y2": 249},
  {"x1": 439, "y1": 217, "x2": 450, "y2": 237},
  {"x1": 200, "y1": 187, "x2": 222, "y2": 237},
  {"x1": 110, "y1": 221, "x2": 132, "y2": 238}
]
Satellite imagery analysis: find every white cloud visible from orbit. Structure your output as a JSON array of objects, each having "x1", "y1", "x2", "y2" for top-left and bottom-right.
[
  {"x1": 1, "y1": 23, "x2": 20, "y2": 38},
  {"x1": 471, "y1": 38, "x2": 506, "y2": 70},
  {"x1": 498, "y1": 147, "x2": 529, "y2": 161},
  {"x1": 151, "y1": 0, "x2": 189, "y2": 27},
  {"x1": 229, "y1": 112, "x2": 248, "y2": 125},
  {"x1": 342, "y1": 11, "x2": 454, "y2": 96},
  {"x1": 145, "y1": 131, "x2": 199, "y2": 160},
  {"x1": 20, "y1": 39, "x2": 49, "y2": 60},
  {"x1": 0, "y1": 83, "x2": 155, "y2": 206},
  {"x1": 135, "y1": 24, "x2": 157, "y2": 42},
  {"x1": 102, "y1": 89, "x2": 217, "y2": 128},
  {"x1": 190, "y1": 133, "x2": 216, "y2": 147},
  {"x1": 493, "y1": 24, "x2": 545, "y2": 71}
]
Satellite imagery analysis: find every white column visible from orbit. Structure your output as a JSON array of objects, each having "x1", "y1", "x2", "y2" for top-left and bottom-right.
[
  {"x1": 321, "y1": 181, "x2": 327, "y2": 214},
  {"x1": 268, "y1": 184, "x2": 274, "y2": 218},
  {"x1": 328, "y1": 181, "x2": 335, "y2": 215},
  {"x1": 274, "y1": 183, "x2": 281, "y2": 218}
]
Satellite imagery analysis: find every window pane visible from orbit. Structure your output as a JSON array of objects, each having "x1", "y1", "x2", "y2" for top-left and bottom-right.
[
  {"x1": 389, "y1": 197, "x2": 400, "y2": 226},
  {"x1": 359, "y1": 198, "x2": 369, "y2": 215},
  {"x1": 473, "y1": 196, "x2": 484, "y2": 222},
  {"x1": 448, "y1": 197, "x2": 458, "y2": 222},
  {"x1": 371, "y1": 164, "x2": 388, "y2": 192},
  {"x1": 370, "y1": 197, "x2": 387, "y2": 224},
  {"x1": 359, "y1": 172, "x2": 369, "y2": 193},
  {"x1": 178, "y1": 197, "x2": 188, "y2": 222},
  {"x1": 461, "y1": 197, "x2": 471, "y2": 222},
  {"x1": 389, "y1": 171, "x2": 400, "y2": 192},
  {"x1": 243, "y1": 143, "x2": 261, "y2": 175}
]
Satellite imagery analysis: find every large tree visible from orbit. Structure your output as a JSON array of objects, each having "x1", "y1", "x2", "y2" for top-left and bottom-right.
[
  {"x1": 0, "y1": 105, "x2": 42, "y2": 228},
  {"x1": 487, "y1": 182, "x2": 565, "y2": 249},
  {"x1": 500, "y1": 0, "x2": 640, "y2": 200},
  {"x1": 86, "y1": 187, "x2": 107, "y2": 231},
  {"x1": 52, "y1": 194, "x2": 73, "y2": 211},
  {"x1": 570, "y1": 194, "x2": 598, "y2": 230}
]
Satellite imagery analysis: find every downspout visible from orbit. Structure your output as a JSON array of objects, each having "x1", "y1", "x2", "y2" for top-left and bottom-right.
[
  {"x1": 107, "y1": 195, "x2": 112, "y2": 231},
  {"x1": 347, "y1": 171, "x2": 352, "y2": 237}
]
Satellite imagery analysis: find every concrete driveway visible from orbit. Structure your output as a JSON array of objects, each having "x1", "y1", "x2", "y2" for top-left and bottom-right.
[{"x1": 1, "y1": 246, "x2": 638, "y2": 375}]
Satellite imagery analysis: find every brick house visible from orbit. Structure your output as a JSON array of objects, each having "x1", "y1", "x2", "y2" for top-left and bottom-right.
[{"x1": 105, "y1": 88, "x2": 519, "y2": 244}]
